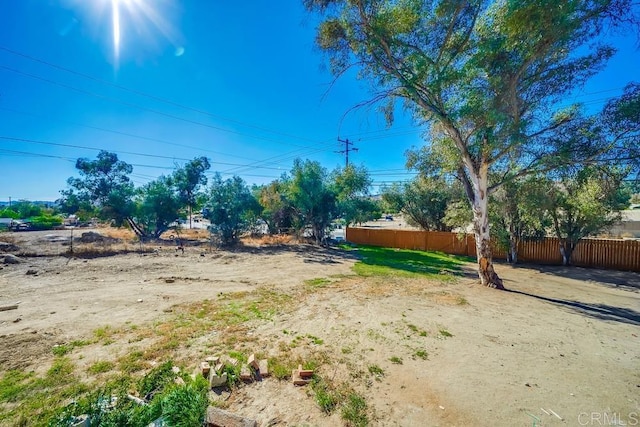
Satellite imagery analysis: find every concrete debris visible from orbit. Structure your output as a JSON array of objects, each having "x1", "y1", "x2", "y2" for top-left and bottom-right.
[
  {"x1": 3, "y1": 254, "x2": 21, "y2": 264},
  {"x1": 206, "y1": 406, "x2": 257, "y2": 427}
]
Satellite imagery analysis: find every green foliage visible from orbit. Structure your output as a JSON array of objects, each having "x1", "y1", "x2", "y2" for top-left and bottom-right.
[
  {"x1": 341, "y1": 393, "x2": 368, "y2": 427},
  {"x1": 535, "y1": 165, "x2": 630, "y2": 265},
  {"x1": 135, "y1": 175, "x2": 182, "y2": 238},
  {"x1": 205, "y1": 174, "x2": 261, "y2": 245},
  {"x1": 488, "y1": 176, "x2": 548, "y2": 263},
  {"x1": 63, "y1": 151, "x2": 136, "y2": 226},
  {"x1": 331, "y1": 165, "x2": 379, "y2": 226},
  {"x1": 381, "y1": 177, "x2": 458, "y2": 231},
  {"x1": 367, "y1": 365, "x2": 384, "y2": 378},
  {"x1": 414, "y1": 350, "x2": 428, "y2": 360},
  {"x1": 0, "y1": 207, "x2": 20, "y2": 219},
  {"x1": 389, "y1": 356, "x2": 403, "y2": 365},
  {"x1": 257, "y1": 178, "x2": 295, "y2": 234},
  {"x1": 0, "y1": 370, "x2": 35, "y2": 403},
  {"x1": 173, "y1": 157, "x2": 211, "y2": 227},
  {"x1": 28, "y1": 214, "x2": 63, "y2": 230},
  {"x1": 287, "y1": 159, "x2": 336, "y2": 244},
  {"x1": 439, "y1": 329, "x2": 453, "y2": 338},
  {"x1": 306, "y1": 0, "x2": 638, "y2": 286},
  {"x1": 138, "y1": 360, "x2": 176, "y2": 398},
  {"x1": 350, "y1": 245, "x2": 466, "y2": 278},
  {"x1": 160, "y1": 382, "x2": 208, "y2": 427},
  {"x1": 87, "y1": 361, "x2": 115, "y2": 375},
  {"x1": 311, "y1": 376, "x2": 340, "y2": 414}
]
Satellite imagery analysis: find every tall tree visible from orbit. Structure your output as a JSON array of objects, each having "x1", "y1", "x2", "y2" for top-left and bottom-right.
[
  {"x1": 136, "y1": 176, "x2": 182, "y2": 239},
  {"x1": 258, "y1": 178, "x2": 295, "y2": 234},
  {"x1": 536, "y1": 165, "x2": 630, "y2": 265},
  {"x1": 381, "y1": 176, "x2": 456, "y2": 231},
  {"x1": 489, "y1": 177, "x2": 547, "y2": 264},
  {"x1": 63, "y1": 151, "x2": 136, "y2": 228},
  {"x1": 305, "y1": 0, "x2": 637, "y2": 289},
  {"x1": 287, "y1": 159, "x2": 336, "y2": 244},
  {"x1": 173, "y1": 157, "x2": 211, "y2": 229},
  {"x1": 332, "y1": 165, "x2": 378, "y2": 226},
  {"x1": 204, "y1": 174, "x2": 260, "y2": 246}
]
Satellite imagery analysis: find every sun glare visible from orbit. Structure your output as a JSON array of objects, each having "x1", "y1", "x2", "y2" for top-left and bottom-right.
[
  {"x1": 93, "y1": 0, "x2": 182, "y2": 65},
  {"x1": 112, "y1": 0, "x2": 121, "y2": 59}
]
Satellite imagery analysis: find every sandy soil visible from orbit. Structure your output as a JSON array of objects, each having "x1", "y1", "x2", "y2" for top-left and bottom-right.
[{"x1": 1, "y1": 228, "x2": 639, "y2": 426}]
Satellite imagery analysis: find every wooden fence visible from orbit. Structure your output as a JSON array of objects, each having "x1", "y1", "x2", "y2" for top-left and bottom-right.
[{"x1": 345, "y1": 228, "x2": 640, "y2": 272}]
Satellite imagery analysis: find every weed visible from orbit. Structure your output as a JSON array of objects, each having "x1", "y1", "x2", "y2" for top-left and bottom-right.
[
  {"x1": 0, "y1": 370, "x2": 35, "y2": 402},
  {"x1": 389, "y1": 356, "x2": 403, "y2": 365},
  {"x1": 161, "y1": 382, "x2": 208, "y2": 426},
  {"x1": 52, "y1": 344, "x2": 72, "y2": 357},
  {"x1": 118, "y1": 350, "x2": 145, "y2": 374},
  {"x1": 305, "y1": 277, "x2": 331, "y2": 288},
  {"x1": 311, "y1": 377, "x2": 339, "y2": 414},
  {"x1": 341, "y1": 393, "x2": 368, "y2": 427},
  {"x1": 439, "y1": 329, "x2": 453, "y2": 338},
  {"x1": 87, "y1": 361, "x2": 115, "y2": 375},
  {"x1": 268, "y1": 357, "x2": 292, "y2": 380},
  {"x1": 44, "y1": 357, "x2": 76, "y2": 387},
  {"x1": 419, "y1": 330, "x2": 428, "y2": 337},
  {"x1": 307, "y1": 334, "x2": 324, "y2": 345},
  {"x1": 138, "y1": 360, "x2": 176, "y2": 398},
  {"x1": 341, "y1": 347, "x2": 353, "y2": 354},
  {"x1": 367, "y1": 365, "x2": 384, "y2": 378},
  {"x1": 407, "y1": 324, "x2": 419, "y2": 333},
  {"x1": 414, "y1": 350, "x2": 428, "y2": 360}
]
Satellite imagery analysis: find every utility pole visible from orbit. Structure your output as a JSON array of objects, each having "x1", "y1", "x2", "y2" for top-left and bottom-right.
[{"x1": 336, "y1": 137, "x2": 358, "y2": 167}]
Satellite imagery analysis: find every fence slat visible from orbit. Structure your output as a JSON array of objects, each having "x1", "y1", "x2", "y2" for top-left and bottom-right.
[{"x1": 345, "y1": 228, "x2": 640, "y2": 272}]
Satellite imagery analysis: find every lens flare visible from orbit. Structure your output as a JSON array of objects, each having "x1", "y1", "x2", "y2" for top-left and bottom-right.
[{"x1": 112, "y1": 0, "x2": 121, "y2": 60}]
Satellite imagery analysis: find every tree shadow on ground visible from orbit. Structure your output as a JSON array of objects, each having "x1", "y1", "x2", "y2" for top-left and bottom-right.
[
  {"x1": 352, "y1": 245, "x2": 472, "y2": 276},
  {"x1": 506, "y1": 289, "x2": 640, "y2": 326},
  {"x1": 219, "y1": 243, "x2": 361, "y2": 265},
  {"x1": 513, "y1": 264, "x2": 640, "y2": 292}
]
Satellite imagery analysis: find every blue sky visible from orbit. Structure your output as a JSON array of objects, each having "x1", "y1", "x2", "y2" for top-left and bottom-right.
[{"x1": 0, "y1": 1, "x2": 638, "y2": 202}]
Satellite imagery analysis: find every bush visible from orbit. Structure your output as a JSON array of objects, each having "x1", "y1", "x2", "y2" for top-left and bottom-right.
[{"x1": 29, "y1": 215, "x2": 63, "y2": 230}]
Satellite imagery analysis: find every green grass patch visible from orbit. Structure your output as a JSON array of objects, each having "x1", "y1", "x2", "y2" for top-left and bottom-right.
[
  {"x1": 304, "y1": 277, "x2": 331, "y2": 288},
  {"x1": 311, "y1": 376, "x2": 340, "y2": 414},
  {"x1": 348, "y1": 245, "x2": 468, "y2": 278},
  {"x1": 0, "y1": 370, "x2": 35, "y2": 403},
  {"x1": 87, "y1": 361, "x2": 115, "y2": 375},
  {"x1": 367, "y1": 364, "x2": 384, "y2": 378},
  {"x1": 341, "y1": 393, "x2": 368, "y2": 427},
  {"x1": 414, "y1": 350, "x2": 429, "y2": 360},
  {"x1": 439, "y1": 329, "x2": 453, "y2": 338},
  {"x1": 389, "y1": 356, "x2": 403, "y2": 365}
]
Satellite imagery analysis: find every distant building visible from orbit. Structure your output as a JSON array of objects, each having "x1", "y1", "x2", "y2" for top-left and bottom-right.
[{"x1": 607, "y1": 210, "x2": 640, "y2": 238}]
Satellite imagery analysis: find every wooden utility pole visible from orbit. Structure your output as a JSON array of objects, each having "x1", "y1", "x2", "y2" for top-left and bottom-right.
[{"x1": 337, "y1": 137, "x2": 358, "y2": 167}]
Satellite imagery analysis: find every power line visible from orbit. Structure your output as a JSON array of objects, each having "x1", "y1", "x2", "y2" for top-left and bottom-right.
[
  {"x1": 0, "y1": 136, "x2": 298, "y2": 171},
  {"x1": 0, "y1": 65, "x2": 339, "y2": 152},
  {"x1": 0, "y1": 46, "x2": 332, "y2": 145}
]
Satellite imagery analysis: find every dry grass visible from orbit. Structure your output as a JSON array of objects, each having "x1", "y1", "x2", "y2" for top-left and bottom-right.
[
  {"x1": 98, "y1": 226, "x2": 137, "y2": 240},
  {"x1": 242, "y1": 234, "x2": 295, "y2": 246}
]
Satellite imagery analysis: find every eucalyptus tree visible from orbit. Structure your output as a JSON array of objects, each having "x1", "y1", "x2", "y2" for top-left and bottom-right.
[
  {"x1": 173, "y1": 157, "x2": 211, "y2": 229},
  {"x1": 305, "y1": 0, "x2": 637, "y2": 288},
  {"x1": 535, "y1": 165, "x2": 630, "y2": 265},
  {"x1": 62, "y1": 150, "x2": 136, "y2": 228},
  {"x1": 331, "y1": 164, "x2": 379, "y2": 226},
  {"x1": 287, "y1": 159, "x2": 336, "y2": 244}
]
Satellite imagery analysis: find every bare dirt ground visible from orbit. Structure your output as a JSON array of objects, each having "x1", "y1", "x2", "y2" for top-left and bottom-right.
[{"x1": 1, "y1": 228, "x2": 639, "y2": 426}]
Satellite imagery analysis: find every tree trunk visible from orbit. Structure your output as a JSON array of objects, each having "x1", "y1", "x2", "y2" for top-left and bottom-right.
[
  {"x1": 469, "y1": 166, "x2": 505, "y2": 289},
  {"x1": 559, "y1": 239, "x2": 575, "y2": 266},
  {"x1": 509, "y1": 234, "x2": 518, "y2": 264}
]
